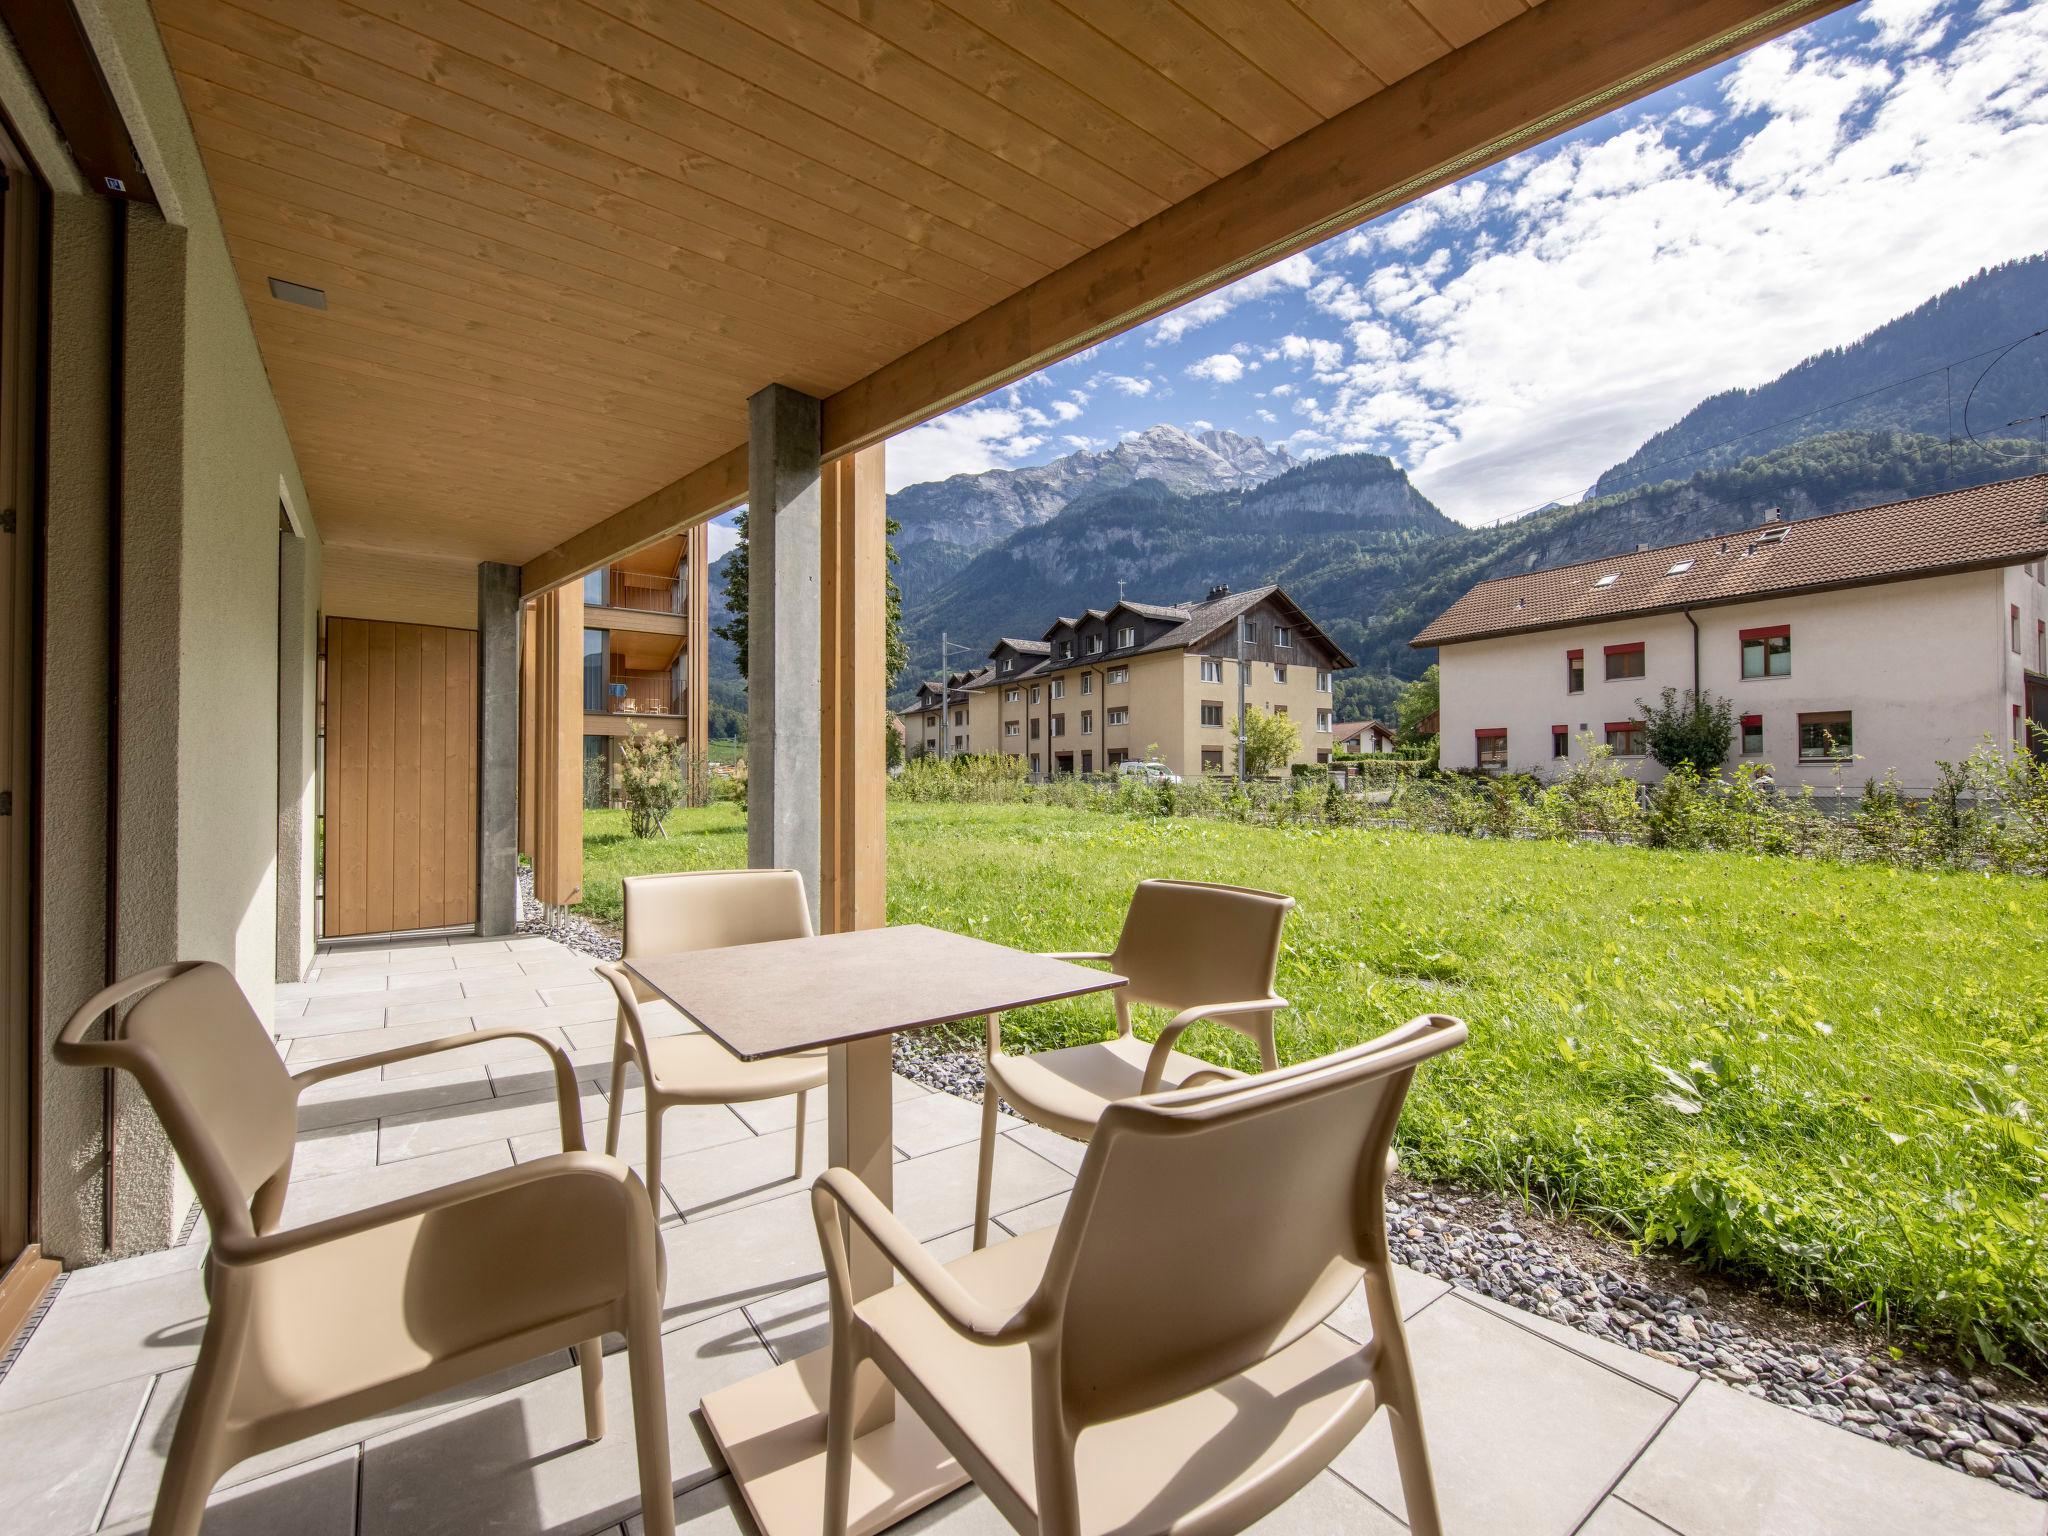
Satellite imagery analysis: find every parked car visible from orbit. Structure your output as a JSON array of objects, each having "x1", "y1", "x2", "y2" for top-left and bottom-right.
[{"x1": 1115, "y1": 759, "x2": 1182, "y2": 785}]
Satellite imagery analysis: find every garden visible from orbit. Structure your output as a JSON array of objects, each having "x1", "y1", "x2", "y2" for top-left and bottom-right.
[{"x1": 572, "y1": 783, "x2": 2048, "y2": 1374}]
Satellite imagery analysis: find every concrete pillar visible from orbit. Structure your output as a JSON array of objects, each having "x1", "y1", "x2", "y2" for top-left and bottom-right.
[
  {"x1": 477, "y1": 561, "x2": 521, "y2": 935},
  {"x1": 746, "y1": 384, "x2": 824, "y2": 926},
  {"x1": 275, "y1": 522, "x2": 317, "y2": 982}
]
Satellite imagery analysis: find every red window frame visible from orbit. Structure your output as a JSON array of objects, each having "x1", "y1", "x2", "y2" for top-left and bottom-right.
[
  {"x1": 1565, "y1": 648, "x2": 1585, "y2": 693},
  {"x1": 1740, "y1": 713, "x2": 1763, "y2": 754},
  {"x1": 1604, "y1": 720, "x2": 1646, "y2": 756},
  {"x1": 1551, "y1": 724, "x2": 1569, "y2": 758},
  {"x1": 2014, "y1": 605, "x2": 2024, "y2": 655},
  {"x1": 1603, "y1": 641, "x2": 1645, "y2": 681},
  {"x1": 1475, "y1": 727, "x2": 1507, "y2": 767},
  {"x1": 1737, "y1": 625, "x2": 1790, "y2": 642}
]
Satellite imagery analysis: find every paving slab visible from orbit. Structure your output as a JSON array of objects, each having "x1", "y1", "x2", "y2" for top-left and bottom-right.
[
  {"x1": 291, "y1": 1117, "x2": 380, "y2": 1178},
  {"x1": 1001, "y1": 1119, "x2": 1086, "y2": 1175},
  {"x1": 295, "y1": 1064, "x2": 494, "y2": 1132},
  {"x1": 358, "y1": 1310, "x2": 768, "y2": 1536},
  {"x1": 0, "y1": 1377, "x2": 149, "y2": 1536},
  {"x1": 278, "y1": 1139, "x2": 514, "y2": 1227},
  {"x1": 658, "y1": 1123, "x2": 836, "y2": 1223},
  {"x1": 1618, "y1": 1378, "x2": 2039, "y2": 1536},
  {"x1": 890, "y1": 1090, "x2": 1022, "y2": 1158},
  {"x1": 1580, "y1": 1499, "x2": 1685, "y2": 1535},
  {"x1": 101, "y1": 1446, "x2": 358, "y2": 1536},
  {"x1": 1332, "y1": 1293, "x2": 1677, "y2": 1536},
  {"x1": 0, "y1": 1263, "x2": 207, "y2": 1411},
  {"x1": 743, "y1": 1227, "x2": 978, "y2": 1365},
  {"x1": 376, "y1": 1082, "x2": 606, "y2": 1164}
]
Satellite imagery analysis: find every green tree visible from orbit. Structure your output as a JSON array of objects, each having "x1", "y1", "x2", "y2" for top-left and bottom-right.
[
  {"x1": 716, "y1": 511, "x2": 909, "y2": 690},
  {"x1": 1238, "y1": 705, "x2": 1300, "y2": 778},
  {"x1": 618, "y1": 724, "x2": 684, "y2": 838},
  {"x1": 1396, "y1": 664, "x2": 1440, "y2": 741},
  {"x1": 1638, "y1": 686, "x2": 1735, "y2": 774}
]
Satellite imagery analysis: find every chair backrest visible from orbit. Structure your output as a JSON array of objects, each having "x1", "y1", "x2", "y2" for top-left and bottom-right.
[
  {"x1": 1109, "y1": 878, "x2": 1293, "y2": 1026},
  {"x1": 621, "y1": 868, "x2": 812, "y2": 998},
  {"x1": 54, "y1": 961, "x2": 299, "y2": 1243},
  {"x1": 1038, "y1": 1015, "x2": 1465, "y2": 1427}
]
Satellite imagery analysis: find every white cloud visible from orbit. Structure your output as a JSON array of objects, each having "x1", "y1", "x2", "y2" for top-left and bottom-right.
[
  {"x1": 1255, "y1": 408, "x2": 1278, "y2": 424},
  {"x1": 1866, "y1": 0, "x2": 1946, "y2": 46},
  {"x1": 1146, "y1": 253, "x2": 1317, "y2": 345},
  {"x1": 706, "y1": 514, "x2": 742, "y2": 563},
  {"x1": 1051, "y1": 399, "x2": 1083, "y2": 421},
  {"x1": 1185, "y1": 353, "x2": 1246, "y2": 384},
  {"x1": 885, "y1": 406, "x2": 1050, "y2": 491},
  {"x1": 1277, "y1": 334, "x2": 1346, "y2": 374},
  {"x1": 1103, "y1": 374, "x2": 1154, "y2": 396},
  {"x1": 1188, "y1": 418, "x2": 1215, "y2": 431},
  {"x1": 1290, "y1": 2, "x2": 2048, "y2": 521}
]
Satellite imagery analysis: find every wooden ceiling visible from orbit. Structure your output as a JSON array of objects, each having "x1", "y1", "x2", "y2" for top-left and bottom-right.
[{"x1": 152, "y1": 0, "x2": 1843, "y2": 582}]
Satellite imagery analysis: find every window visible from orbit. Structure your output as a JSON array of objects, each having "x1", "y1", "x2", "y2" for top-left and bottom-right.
[
  {"x1": 1108, "y1": 748, "x2": 1129, "y2": 767},
  {"x1": 1030, "y1": 754, "x2": 1041, "y2": 774},
  {"x1": 1605, "y1": 720, "x2": 1646, "y2": 756},
  {"x1": 1051, "y1": 713, "x2": 1066, "y2": 737},
  {"x1": 1552, "y1": 726, "x2": 1569, "y2": 759},
  {"x1": 1029, "y1": 717, "x2": 1041, "y2": 740},
  {"x1": 1740, "y1": 713, "x2": 1763, "y2": 755},
  {"x1": 1081, "y1": 710, "x2": 1094, "y2": 735},
  {"x1": 953, "y1": 734, "x2": 965, "y2": 751},
  {"x1": 1080, "y1": 673, "x2": 1093, "y2": 695},
  {"x1": 1005, "y1": 688, "x2": 1021, "y2": 703},
  {"x1": 1107, "y1": 665, "x2": 1128, "y2": 684},
  {"x1": 1316, "y1": 670, "x2": 1331, "y2": 693},
  {"x1": 1476, "y1": 727, "x2": 1507, "y2": 768},
  {"x1": 1001, "y1": 658, "x2": 1014, "y2": 673},
  {"x1": 1200, "y1": 658, "x2": 1223, "y2": 684},
  {"x1": 1667, "y1": 560, "x2": 1694, "y2": 575},
  {"x1": 1272, "y1": 663, "x2": 1288, "y2": 684},
  {"x1": 1273, "y1": 705, "x2": 1288, "y2": 717},
  {"x1": 1317, "y1": 750, "x2": 1331, "y2": 765},
  {"x1": 1594, "y1": 573, "x2": 1619, "y2": 587},
  {"x1": 1604, "y1": 642, "x2": 1645, "y2": 681},
  {"x1": 2016, "y1": 705, "x2": 2024, "y2": 748},
  {"x1": 1275, "y1": 626, "x2": 1292, "y2": 649},
  {"x1": 1058, "y1": 640, "x2": 1074, "y2": 659},
  {"x1": 1107, "y1": 707, "x2": 1128, "y2": 726},
  {"x1": 1030, "y1": 685, "x2": 1041, "y2": 704},
  {"x1": 582, "y1": 568, "x2": 606, "y2": 606},
  {"x1": 952, "y1": 707, "x2": 965, "y2": 725},
  {"x1": 1566, "y1": 650, "x2": 1584, "y2": 693},
  {"x1": 2038, "y1": 620, "x2": 2046, "y2": 670},
  {"x1": 2015, "y1": 605, "x2": 2024, "y2": 655},
  {"x1": 1087, "y1": 635, "x2": 1104, "y2": 654},
  {"x1": 1239, "y1": 660, "x2": 1252, "y2": 683},
  {"x1": 1005, "y1": 721, "x2": 1020, "y2": 737},
  {"x1": 1240, "y1": 618, "x2": 1258, "y2": 645},
  {"x1": 1201, "y1": 748, "x2": 1225, "y2": 773},
  {"x1": 1316, "y1": 709, "x2": 1332, "y2": 732},
  {"x1": 1797, "y1": 710, "x2": 1852, "y2": 760},
  {"x1": 1051, "y1": 678, "x2": 1065, "y2": 700},
  {"x1": 1200, "y1": 701, "x2": 1225, "y2": 727},
  {"x1": 1741, "y1": 626, "x2": 1790, "y2": 679},
  {"x1": 1116, "y1": 625, "x2": 1135, "y2": 648},
  {"x1": 1081, "y1": 751, "x2": 1094, "y2": 773},
  {"x1": 582, "y1": 627, "x2": 607, "y2": 712}
]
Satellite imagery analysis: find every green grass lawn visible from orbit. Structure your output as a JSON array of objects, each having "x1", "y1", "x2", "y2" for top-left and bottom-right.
[{"x1": 578, "y1": 801, "x2": 2048, "y2": 1366}]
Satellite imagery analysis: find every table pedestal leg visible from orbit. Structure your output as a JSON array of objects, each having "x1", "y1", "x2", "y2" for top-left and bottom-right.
[{"x1": 697, "y1": 1032, "x2": 967, "y2": 1536}]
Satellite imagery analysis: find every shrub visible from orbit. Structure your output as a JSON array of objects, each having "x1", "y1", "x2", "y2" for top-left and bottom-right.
[
  {"x1": 619, "y1": 725, "x2": 684, "y2": 838},
  {"x1": 1238, "y1": 705, "x2": 1300, "y2": 779},
  {"x1": 1638, "y1": 687, "x2": 1736, "y2": 774}
]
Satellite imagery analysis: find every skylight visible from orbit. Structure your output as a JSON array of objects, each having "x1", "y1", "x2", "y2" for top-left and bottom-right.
[
  {"x1": 1667, "y1": 560, "x2": 1694, "y2": 575},
  {"x1": 1594, "y1": 573, "x2": 1619, "y2": 587}
]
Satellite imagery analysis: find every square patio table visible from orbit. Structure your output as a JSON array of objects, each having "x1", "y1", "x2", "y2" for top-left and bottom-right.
[{"x1": 625, "y1": 923, "x2": 1125, "y2": 1536}]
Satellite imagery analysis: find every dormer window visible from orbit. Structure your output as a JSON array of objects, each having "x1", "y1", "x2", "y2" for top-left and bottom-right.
[
  {"x1": 1116, "y1": 625, "x2": 1135, "y2": 648},
  {"x1": 1274, "y1": 626, "x2": 1292, "y2": 649},
  {"x1": 1087, "y1": 635, "x2": 1104, "y2": 654},
  {"x1": 1001, "y1": 658, "x2": 1014, "y2": 673},
  {"x1": 1059, "y1": 640, "x2": 1074, "y2": 660}
]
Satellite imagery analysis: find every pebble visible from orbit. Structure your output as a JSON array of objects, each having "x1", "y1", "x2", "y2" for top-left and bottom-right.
[{"x1": 525, "y1": 879, "x2": 2048, "y2": 1503}]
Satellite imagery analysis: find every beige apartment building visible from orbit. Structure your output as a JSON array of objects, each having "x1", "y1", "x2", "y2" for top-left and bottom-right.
[
  {"x1": 905, "y1": 585, "x2": 1349, "y2": 778},
  {"x1": 576, "y1": 528, "x2": 710, "y2": 807},
  {"x1": 1415, "y1": 478, "x2": 2048, "y2": 795}
]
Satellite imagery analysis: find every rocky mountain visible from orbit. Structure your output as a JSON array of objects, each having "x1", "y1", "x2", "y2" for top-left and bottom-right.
[{"x1": 889, "y1": 425, "x2": 1294, "y2": 602}]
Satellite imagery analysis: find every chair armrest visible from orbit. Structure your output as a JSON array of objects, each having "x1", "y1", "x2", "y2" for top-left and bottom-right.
[
  {"x1": 1142, "y1": 997, "x2": 1289, "y2": 1094},
  {"x1": 291, "y1": 1027, "x2": 587, "y2": 1153},
  {"x1": 811, "y1": 1168, "x2": 1032, "y2": 1343},
  {"x1": 213, "y1": 1150, "x2": 644, "y2": 1266}
]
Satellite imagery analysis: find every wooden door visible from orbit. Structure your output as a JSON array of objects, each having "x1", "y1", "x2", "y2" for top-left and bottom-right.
[{"x1": 324, "y1": 619, "x2": 477, "y2": 938}]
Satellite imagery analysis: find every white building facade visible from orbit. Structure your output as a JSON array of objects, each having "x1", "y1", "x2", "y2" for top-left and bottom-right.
[{"x1": 1415, "y1": 480, "x2": 2048, "y2": 797}]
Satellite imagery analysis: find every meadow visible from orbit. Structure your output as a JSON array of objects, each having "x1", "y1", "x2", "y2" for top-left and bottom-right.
[{"x1": 576, "y1": 800, "x2": 2048, "y2": 1367}]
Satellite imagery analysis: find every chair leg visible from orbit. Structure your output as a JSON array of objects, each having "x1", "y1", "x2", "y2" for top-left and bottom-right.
[
  {"x1": 643, "y1": 1100, "x2": 666, "y2": 1219},
  {"x1": 972, "y1": 1077, "x2": 1000, "y2": 1250},
  {"x1": 821, "y1": 1316, "x2": 868, "y2": 1536},
  {"x1": 792, "y1": 1089, "x2": 808, "y2": 1180},
  {"x1": 625, "y1": 1285, "x2": 676, "y2": 1536},
  {"x1": 605, "y1": 1026, "x2": 630, "y2": 1158},
  {"x1": 150, "y1": 1322, "x2": 240, "y2": 1536},
  {"x1": 576, "y1": 1338, "x2": 607, "y2": 1442},
  {"x1": 1372, "y1": 1272, "x2": 1445, "y2": 1536}
]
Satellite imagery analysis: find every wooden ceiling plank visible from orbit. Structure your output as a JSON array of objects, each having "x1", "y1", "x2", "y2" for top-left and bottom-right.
[
  {"x1": 523, "y1": 0, "x2": 1848, "y2": 593},
  {"x1": 169, "y1": 45, "x2": 965, "y2": 342},
  {"x1": 455, "y1": 0, "x2": 1092, "y2": 274},
  {"x1": 1043, "y1": 0, "x2": 1324, "y2": 150},
  {"x1": 1167, "y1": 0, "x2": 1388, "y2": 118},
  {"x1": 1289, "y1": 1, "x2": 1454, "y2": 81},
  {"x1": 568, "y1": 0, "x2": 1127, "y2": 249},
  {"x1": 171, "y1": 63, "x2": 959, "y2": 349},
  {"x1": 1407, "y1": 0, "x2": 1531, "y2": 48},
  {"x1": 785, "y1": 0, "x2": 1215, "y2": 195},
  {"x1": 200, "y1": 0, "x2": 1019, "y2": 308},
  {"x1": 941, "y1": 0, "x2": 1272, "y2": 167},
  {"x1": 684, "y1": 0, "x2": 1172, "y2": 220},
  {"x1": 161, "y1": 6, "x2": 990, "y2": 319}
]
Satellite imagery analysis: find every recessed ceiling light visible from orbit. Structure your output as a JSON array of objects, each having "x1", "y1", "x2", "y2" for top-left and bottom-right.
[{"x1": 267, "y1": 277, "x2": 327, "y2": 310}]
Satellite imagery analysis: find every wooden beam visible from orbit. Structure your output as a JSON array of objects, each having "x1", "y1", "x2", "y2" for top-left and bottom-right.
[
  {"x1": 520, "y1": 0, "x2": 1848, "y2": 595},
  {"x1": 818, "y1": 445, "x2": 888, "y2": 935},
  {"x1": 529, "y1": 584, "x2": 584, "y2": 907},
  {"x1": 685, "y1": 520, "x2": 711, "y2": 807}
]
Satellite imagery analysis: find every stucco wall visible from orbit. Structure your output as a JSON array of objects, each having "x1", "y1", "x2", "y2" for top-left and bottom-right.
[{"x1": 1438, "y1": 570, "x2": 2015, "y2": 795}]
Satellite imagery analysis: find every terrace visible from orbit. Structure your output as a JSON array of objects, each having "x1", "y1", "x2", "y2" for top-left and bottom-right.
[{"x1": 0, "y1": 1, "x2": 2034, "y2": 1533}]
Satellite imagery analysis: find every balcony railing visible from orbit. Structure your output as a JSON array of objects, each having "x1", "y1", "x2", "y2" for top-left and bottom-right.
[
  {"x1": 586, "y1": 670, "x2": 681, "y2": 716},
  {"x1": 587, "y1": 567, "x2": 684, "y2": 615}
]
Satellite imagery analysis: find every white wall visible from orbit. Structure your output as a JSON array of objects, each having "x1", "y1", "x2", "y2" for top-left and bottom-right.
[{"x1": 1438, "y1": 569, "x2": 2017, "y2": 795}]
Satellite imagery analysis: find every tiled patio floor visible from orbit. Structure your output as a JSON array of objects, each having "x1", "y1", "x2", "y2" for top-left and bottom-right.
[{"x1": 2, "y1": 934, "x2": 2038, "y2": 1536}]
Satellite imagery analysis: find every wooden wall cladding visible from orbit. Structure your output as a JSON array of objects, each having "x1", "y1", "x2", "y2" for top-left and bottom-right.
[{"x1": 324, "y1": 618, "x2": 477, "y2": 937}]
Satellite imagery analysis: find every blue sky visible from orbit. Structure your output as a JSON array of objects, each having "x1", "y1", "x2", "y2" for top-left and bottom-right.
[{"x1": 710, "y1": 0, "x2": 2048, "y2": 557}]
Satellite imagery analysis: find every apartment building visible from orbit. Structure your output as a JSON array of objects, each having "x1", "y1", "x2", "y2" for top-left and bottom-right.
[
  {"x1": 905, "y1": 585, "x2": 1348, "y2": 777},
  {"x1": 1413, "y1": 477, "x2": 2048, "y2": 794},
  {"x1": 577, "y1": 530, "x2": 709, "y2": 806}
]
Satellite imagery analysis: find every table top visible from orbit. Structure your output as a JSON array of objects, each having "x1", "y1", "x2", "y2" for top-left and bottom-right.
[{"x1": 624, "y1": 924, "x2": 1126, "y2": 1060}]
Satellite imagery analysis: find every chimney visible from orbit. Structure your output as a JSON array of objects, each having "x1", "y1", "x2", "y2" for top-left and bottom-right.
[
  {"x1": 1762, "y1": 507, "x2": 1782, "y2": 523},
  {"x1": 1207, "y1": 583, "x2": 1231, "y2": 601},
  {"x1": 1635, "y1": 543, "x2": 1649, "y2": 552}
]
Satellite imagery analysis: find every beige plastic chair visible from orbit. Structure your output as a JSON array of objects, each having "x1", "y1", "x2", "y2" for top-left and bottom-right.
[
  {"x1": 975, "y1": 878, "x2": 1294, "y2": 1246},
  {"x1": 596, "y1": 868, "x2": 829, "y2": 1216},
  {"x1": 54, "y1": 961, "x2": 676, "y2": 1536},
  {"x1": 815, "y1": 1013, "x2": 1466, "y2": 1536}
]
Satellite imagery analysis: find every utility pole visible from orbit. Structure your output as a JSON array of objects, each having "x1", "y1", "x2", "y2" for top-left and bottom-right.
[
  {"x1": 1235, "y1": 613, "x2": 1249, "y2": 780},
  {"x1": 935, "y1": 631, "x2": 973, "y2": 759}
]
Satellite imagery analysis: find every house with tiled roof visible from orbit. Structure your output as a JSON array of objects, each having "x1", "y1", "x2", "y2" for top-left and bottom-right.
[
  {"x1": 907, "y1": 584, "x2": 1353, "y2": 777},
  {"x1": 1413, "y1": 475, "x2": 2048, "y2": 791}
]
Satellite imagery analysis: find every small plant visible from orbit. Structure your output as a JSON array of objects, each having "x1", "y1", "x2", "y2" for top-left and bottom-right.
[
  {"x1": 618, "y1": 724, "x2": 685, "y2": 837},
  {"x1": 1637, "y1": 686, "x2": 1735, "y2": 774}
]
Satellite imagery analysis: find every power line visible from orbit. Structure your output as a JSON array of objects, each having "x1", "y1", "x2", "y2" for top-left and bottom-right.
[{"x1": 1467, "y1": 319, "x2": 2048, "y2": 528}]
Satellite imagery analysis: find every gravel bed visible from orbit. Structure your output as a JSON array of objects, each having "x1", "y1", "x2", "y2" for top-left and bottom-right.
[{"x1": 516, "y1": 882, "x2": 2047, "y2": 1497}]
